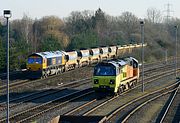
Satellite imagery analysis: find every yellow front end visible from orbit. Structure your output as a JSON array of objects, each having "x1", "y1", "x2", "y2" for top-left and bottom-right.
[
  {"x1": 93, "y1": 76, "x2": 117, "y2": 93},
  {"x1": 27, "y1": 56, "x2": 47, "y2": 71},
  {"x1": 27, "y1": 64, "x2": 42, "y2": 71}
]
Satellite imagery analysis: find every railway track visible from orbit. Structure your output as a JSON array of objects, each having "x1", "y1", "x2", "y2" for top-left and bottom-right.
[
  {"x1": 0, "y1": 64, "x2": 177, "y2": 112},
  {"x1": 0, "y1": 59, "x2": 177, "y2": 95},
  {"x1": 0, "y1": 64, "x2": 178, "y2": 122},
  {"x1": 108, "y1": 81, "x2": 180, "y2": 123},
  {"x1": 143, "y1": 63, "x2": 177, "y2": 76},
  {"x1": 0, "y1": 88, "x2": 94, "y2": 123},
  {"x1": 158, "y1": 81, "x2": 180, "y2": 123},
  {"x1": 59, "y1": 69, "x2": 179, "y2": 123},
  {"x1": 0, "y1": 59, "x2": 179, "y2": 122},
  {"x1": 0, "y1": 78, "x2": 91, "y2": 112},
  {"x1": 0, "y1": 71, "x2": 23, "y2": 79},
  {"x1": 0, "y1": 79, "x2": 29, "y2": 94},
  {"x1": 0, "y1": 66, "x2": 93, "y2": 94},
  {"x1": 143, "y1": 56, "x2": 179, "y2": 68},
  {"x1": 0, "y1": 60, "x2": 174, "y2": 106}
]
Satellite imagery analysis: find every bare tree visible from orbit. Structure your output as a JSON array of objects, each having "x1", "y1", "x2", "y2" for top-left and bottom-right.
[
  {"x1": 21, "y1": 14, "x2": 33, "y2": 44},
  {"x1": 146, "y1": 8, "x2": 162, "y2": 23},
  {"x1": 118, "y1": 12, "x2": 139, "y2": 42}
]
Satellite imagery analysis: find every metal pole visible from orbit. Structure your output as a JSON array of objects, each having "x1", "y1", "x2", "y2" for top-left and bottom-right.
[
  {"x1": 165, "y1": 49, "x2": 167, "y2": 64},
  {"x1": 175, "y1": 25, "x2": 178, "y2": 78},
  {"x1": 140, "y1": 21, "x2": 145, "y2": 92},
  {"x1": 4, "y1": 10, "x2": 11, "y2": 123},
  {"x1": 6, "y1": 17, "x2": 10, "y2": 123}
]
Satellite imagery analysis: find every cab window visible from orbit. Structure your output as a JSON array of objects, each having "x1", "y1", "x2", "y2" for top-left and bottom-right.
[
  {"x1": 28, "y1": 57, "x2": 42, "y2": 64},
  {"x1": 94, "y1": 65, "x2": 116, "y2": 76}
]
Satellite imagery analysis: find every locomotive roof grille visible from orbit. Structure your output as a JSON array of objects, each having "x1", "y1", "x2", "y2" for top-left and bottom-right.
[{"x1": 30, "y1": 51, "x2": 64, "y2": 58}]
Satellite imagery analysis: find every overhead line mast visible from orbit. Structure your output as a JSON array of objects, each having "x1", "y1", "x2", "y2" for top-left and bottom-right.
[{"x1": 164, "y1": 3, "x2": 173, "y2": 24}]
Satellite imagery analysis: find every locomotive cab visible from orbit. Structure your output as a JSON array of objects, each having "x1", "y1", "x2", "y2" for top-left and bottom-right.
[
  {"x1": 27, "y1": 54, "x2": 46, "y2": 78},
  {"x1": 27, "y1": 54, "x2": 46, "y2": 71},
  {"x1": 93, "y1": 62, "x2": 118, "y2": 92}
]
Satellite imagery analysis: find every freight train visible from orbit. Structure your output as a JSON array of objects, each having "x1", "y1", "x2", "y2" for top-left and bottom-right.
[
  {"x1": 93, "y1": 57, "x2": 139, "y2": 94},
  {"x1": 27, "y1": 44, "x2": 145, "y2": 78}
]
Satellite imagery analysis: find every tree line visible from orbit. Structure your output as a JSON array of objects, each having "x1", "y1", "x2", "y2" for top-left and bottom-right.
[{"x1": 0, "y1": 8, "x2": 180, "y2": 72}]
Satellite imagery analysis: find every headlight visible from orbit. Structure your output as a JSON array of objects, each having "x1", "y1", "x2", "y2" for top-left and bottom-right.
[
  {"x1": 94, "y1": 79, "x2": 99, "y2": 84},
  {"x1": 109, "y1": 79, "x2": 115, "y2": 84}
]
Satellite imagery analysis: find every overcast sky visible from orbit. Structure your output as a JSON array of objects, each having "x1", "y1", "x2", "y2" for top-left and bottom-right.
[{"x1": 1, "y1": 0, "x2": 179, "y2": 20}]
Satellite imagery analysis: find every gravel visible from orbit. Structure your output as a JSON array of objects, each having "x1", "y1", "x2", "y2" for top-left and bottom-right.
[
  {"x1": 88, "y1": 74, "x2": 177, "y2": 122},
  {"x1": 126, "y1": 94, "x2": 171, "y2": 123},
  {"x1": 0, "y1": 82, "x2": 92, "y2": 119}
]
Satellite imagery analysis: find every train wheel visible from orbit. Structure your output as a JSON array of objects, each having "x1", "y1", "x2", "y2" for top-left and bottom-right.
[
  {"x1": 118, "y1": 86, "x2": 124, "y2": 95},
  {"x1": 131, "y1": 82, "x2": 135, "y2": 88},
  {"x1": 42, "y1": 73, "x2": 47, "y2": 78},
  {"x1": 79, "y1": 63, "x2": 82, "y2": 68},
  {"x1": 56, "y1": 68, "x2": 59, "y2": 75},
  {"x1": 57, "y1": 68, "x2": 59, "y2": 74},
  {"x1": 87, "y1": 61, "x2": 90, "y2": 65},
  {"x1": 76, "y1": 64, "x2": 79, "y2": 68},
  {"x1": 55, "y1": 70, "x2": 58, "y2": 75},
  {"x1": 58, "y1": 68, "x2": 61, "y2": 74},
  {"x1": 89, "y1": 61, "x2": 91, "y2": 65},
  {"x1": 134, "y1": 79, "x2": 138, "y2": 86},
  {"x1": 41, "y1": 71, "x2": 46, "y2": 79},
  {"x1": 41, "y1": 76, "x2": 44, "y2": 79}
]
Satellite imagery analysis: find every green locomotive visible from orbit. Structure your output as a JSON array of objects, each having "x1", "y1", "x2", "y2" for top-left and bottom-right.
[{"x1": 93, "y1": 57, "x2": 139, "y2": 94}]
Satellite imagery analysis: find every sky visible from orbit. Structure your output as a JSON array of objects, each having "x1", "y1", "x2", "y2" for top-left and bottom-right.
[{"x1": 0, "y1": 0, "x2": 179, "y2": 20}]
